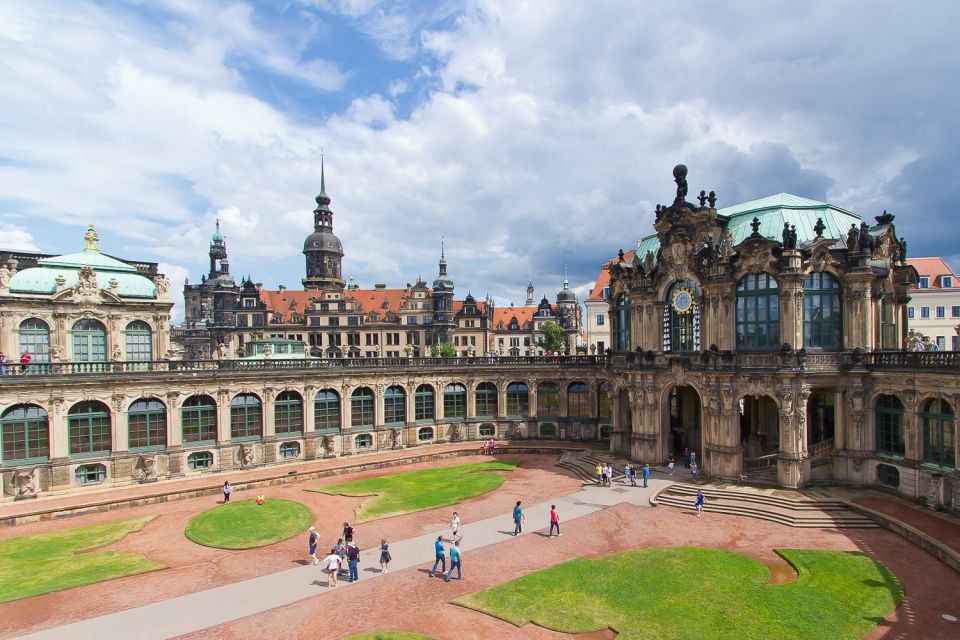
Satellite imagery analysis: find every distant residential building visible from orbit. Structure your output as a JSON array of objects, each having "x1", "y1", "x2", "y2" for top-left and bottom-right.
[
  {"x1": 907, "y1": 257, "x2": 960, "y2": 351},
  {"x1": 585, "y1": 252, "x2": 635, "y2": 354}
]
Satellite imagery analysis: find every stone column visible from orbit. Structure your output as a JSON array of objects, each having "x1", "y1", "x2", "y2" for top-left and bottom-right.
[
  {"x1": 466, "y1": 380, "x2": 476, "y2": 420},
  {"x1": 497, "y1": 384, "x2": 508, "y2": 419},
  {"x1": 166, "y1": 392, "x2": 182, "y2": 447},
  {"x1": 902, "y1": 390, "x2": 921, "y2": 463},
  {"x1": 217, "y1": 390, "x2": 231, "y2": 444},
  {"x1": 112, "y1": 394, "x2": 128, "y2": 453},
  {"x1": 406, "y1": 385, "x2": 416, "y2": 425},
  {"x1": 48, "y1": 397, "x2": 67, "y2": 459},
  {"x1": 528, "y1": 381, "x2": 538, "y2": 419},
  {"x1": 303, "y1": 386, "x2": 316, "y2": 434},
  {"x1": 262, "y1": 387, "x2": 276, "y2": 439},
  {"x1": 779, "y1": 276, "x2": 805, "y2": 350},
  {"x1": 777, "y1": 386, "x2": 810, "y2": 488}
]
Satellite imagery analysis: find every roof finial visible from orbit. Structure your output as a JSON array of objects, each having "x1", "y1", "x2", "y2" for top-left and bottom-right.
[
  {"x1": 441, "y1": 235, "x2": 445, "y2": 261},
  {"x1": 320, "y1": 148, "x2": 326, "y2": 195},
  {"x1": 83, "y1": 224, "x2": 100, "y2": 251},
  {"x1": 563, "y1": 266, "x2": 569, "y2": 288}
]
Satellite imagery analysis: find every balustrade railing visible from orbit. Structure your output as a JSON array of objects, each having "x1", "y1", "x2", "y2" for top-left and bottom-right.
[
  {"x1": 743, "y1": 453, "x2": 778, "y2": 471},
  {"x1": 809, "y1": 438, "x2": 835, "y2": 459}
]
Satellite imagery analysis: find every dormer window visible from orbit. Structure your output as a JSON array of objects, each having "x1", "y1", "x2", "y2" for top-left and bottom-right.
[
  {"x1": 941, "y1": 276, "x2": 953, "y2": 288},
  {"x1": 918, "y1": 277, "x2": 929, "y2": 289}
]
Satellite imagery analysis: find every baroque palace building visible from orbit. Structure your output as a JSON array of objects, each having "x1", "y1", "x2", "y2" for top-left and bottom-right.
[{"x1": 0, "y1": 164, "x2": 956, "y2": 512}]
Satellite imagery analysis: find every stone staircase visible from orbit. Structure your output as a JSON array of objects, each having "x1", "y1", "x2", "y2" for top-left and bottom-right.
[
  {"x1": 653, "y1": 483, "x2": 878, "y2": 528},
  {"x1": 556, "y1": 450, "x2": 632, "y2": 486}
]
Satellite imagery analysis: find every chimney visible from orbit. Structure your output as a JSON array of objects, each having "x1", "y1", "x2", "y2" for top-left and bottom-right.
[
  {"x1": 278, "y1": 285, "x2": 286, "y2": 293},
  {"x1": 374, "y1": 283, "x2": 387, "y2": 291}
]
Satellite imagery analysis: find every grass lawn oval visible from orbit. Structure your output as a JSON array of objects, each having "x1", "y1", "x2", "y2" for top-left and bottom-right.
[{"x1": 185, "y1": 498, "x2": 313, "y2": 550}]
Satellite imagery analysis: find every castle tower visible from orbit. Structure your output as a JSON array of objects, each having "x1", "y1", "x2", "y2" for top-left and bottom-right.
[
  {"x1": 303, "y1": 156, "x2": 345, "y2": 290},
  {"x1": 526, "y1": 280, "x2": 535, "y2": 305},
  {"x1": 432, "y1": 238, "x2": 455, "y2": 344}
]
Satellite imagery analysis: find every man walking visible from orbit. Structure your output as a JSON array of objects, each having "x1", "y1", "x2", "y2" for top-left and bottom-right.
[
  {"x1": 430, "y1": 535, "x2": 446, "y2": 576},
  {"x1": 690, "y1": 460, "x2": 699, "y2": 483},
  {"x1": 346, "y1": 540, "x2": 360, "y2": 583},
  {"x1": 694, "y1": 490, "x2": 706, "y2": 517},
  {"x1": 513, "y1": 500, "x2": 525, "y2": 535},
  {"x1": 642, "y1": 463, "x2": 650, "y2": 488},
  {"x1": 342, "y1": 521, "x2": 354, "y2": 544},
  {"x1": 548, "y1": 504, "x2": 561, "y2": 537},
  {"x1": 444, "y1": 540, "x2": 462, "y2": 582}
]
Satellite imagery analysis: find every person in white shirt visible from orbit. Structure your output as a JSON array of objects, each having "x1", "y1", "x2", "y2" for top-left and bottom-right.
[
  {"x1": 322, "y1": 549, "x2": 341, "y2": 587},
  {"x1": 451, "y1": 511, "x2": 461, "y2": 542}
]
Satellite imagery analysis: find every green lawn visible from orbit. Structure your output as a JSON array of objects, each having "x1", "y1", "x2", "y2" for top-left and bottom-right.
[
  {"x1": 344, "y1": 634, "x2": 434, "y2": 640},
  {"x1": 311, "y1": 460, "x2": 518, "y2": 522},
  {"x1": 185, "y1": 498, "x2": 313, "y2": 549},
  {"x1": 0, "y1": 516, "x2": 164, "y2": 603},
  {"x1": 453, "y1": 547, "x2": 903, "y2": 640}
]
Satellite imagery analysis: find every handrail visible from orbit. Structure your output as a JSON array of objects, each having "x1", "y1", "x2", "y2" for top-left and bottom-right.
[{"x1": 743, "y1": 453, "x2": 778, "y2": 470}]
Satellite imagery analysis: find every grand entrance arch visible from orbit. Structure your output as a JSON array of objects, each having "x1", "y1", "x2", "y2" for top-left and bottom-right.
[
  {"x1": 662, "y1": 385, "x2": 702, "y2": 461},
  {"x1": 740, "y1": 395, "x2": 780, "y2": 478}
]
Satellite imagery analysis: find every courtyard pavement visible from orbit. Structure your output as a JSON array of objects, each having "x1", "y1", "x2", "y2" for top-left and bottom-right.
[{"x1": 18, "y1": 478, "x2": 673, "y2": 640}]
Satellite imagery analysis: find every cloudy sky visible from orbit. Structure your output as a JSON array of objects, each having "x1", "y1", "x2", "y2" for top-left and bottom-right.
[{"x1": 1, "y1": 0, "x2": 958, "y2": 320}]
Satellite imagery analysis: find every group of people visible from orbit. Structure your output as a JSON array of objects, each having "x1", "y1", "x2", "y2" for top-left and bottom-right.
[
  {"x1": 311, "y1": 520, "x2": 391, "y2": 587},
  {"x1": 480, "y1": 439, "x2": 497, "y2": 455},
  {"x1": 0, "y1": 351, "x2": 31, "y2": 375},
  {"x1": 913, "y1": 335, "x2": 941, "y2": 351},
  {"x1": 622, "y1": 463, "x2": 651, "y2": 487}
]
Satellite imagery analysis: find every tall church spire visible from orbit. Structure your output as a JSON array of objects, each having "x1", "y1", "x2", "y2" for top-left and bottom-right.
[{"x1": 303, "y1": 153, "x2": 345, "y2": 290}]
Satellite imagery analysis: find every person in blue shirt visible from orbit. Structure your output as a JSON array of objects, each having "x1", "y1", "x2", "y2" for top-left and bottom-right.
[
  {"x1": 444, "y1": 540, "x2": 462, "y2": 582},
  {"x1": 429, "y1": 535, "x2": 446, "y2": 576},
  {"x1": 512, "y1": 500, "x2": 525, "y2": 535},
  {"x1": 694, "y1": 490, "x2": 706, "y2": 517},
  {"x1": 642, "y1": 463, "x2": 650, "y2": 488}
]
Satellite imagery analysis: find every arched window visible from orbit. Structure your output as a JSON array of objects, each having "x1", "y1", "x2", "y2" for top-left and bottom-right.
[
  {"x1": 351, "y1": 387, "x2": 374, "y2": 429},
  {"x1": 75, "y1": 463, "x2": 106, "y2": 485},
  {"x1": 479, "y1": 423, "x2": 496, "y2": 438},
  {"x1": 567, "y1": 382, "x2": 590, "y2": 417},
  {"x1": 18, "y1": 319, "x2": 50, "y2": 363},
  {"x1": 507, "y1": 382, "x2": 529, "y2": 417},
  {"x1": 230, "y1": 394, "x2": 263, "y2": 439},
  {"x1": 275, "y1": 391, "x2": 303, "y2": 435},
  {"x1": 803, "y1": 272, "x2": 842, "y2": 349},
  {"x1": 614, "y1": 294, "x2": 631, "y2": 352},
  {"x1": 475, "y1": 383, "x2": 497, "y2": 418},
  {"x1": 182, "y1": 395, "x2": 217, "y2": 444},
  {"x1": 314, "y1": 390, "x2": 340, "y2": 432},
  {"x1": 187, "y1": 451, "x2": 213, "y2": 470},
  {"x1": 735, "y1": 274, "x2": 780, "y2": 350},
  {"x1": 1, "y1": 404, "x2": 49, "y2": 463},
  {"x1": 444, "y1": 383, "x2": 467, "y2": 419},
  {"x1": 597, "y1": 383, "x2": 611, "y2": 419},
  {"x1": 665, "y1": 281, "x2": 699, "y2": 353},
  {"x1": 128, "y1": 398, "x2": 166, "y2": 450},
  {"x1": 875, "y1": 395, "x2": 905, "y2": 457},
  {"x1": 279, "y1": 441, "x2": 301, "y2": 459},
  {"x1": 537, "y1": 382, "x2": 560, "y2": 416},
  {"x1": 354, "y1": 433, "x2": 373, "y2": 450},
  {"x1": 539, "y1": 423, "x2": 557, "y2": 438},
  {"x1": 68, "y1": 401, "x2": 111, "y2": 456},
  {"x1": 124, "y1": 321, "x2": 153, "y2": 362},
  {"x1": 922, "y1": 398, "x2": 955, "y2": 469},
  {"x1": 384, "y1": 386, "x2": 406, "y2": 425},
  {"x1": 417, "y1": 426, "x2": 434, "y2": 442},
  {"x1": 415, "y1": 384, "x2": 435, "y2": 421},
  {"x1": 71, "y1": 319, "x2": 107, "y2": 362}
]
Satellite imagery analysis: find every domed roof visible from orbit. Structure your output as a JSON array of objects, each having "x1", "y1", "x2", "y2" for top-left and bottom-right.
[
  {"x1": 303, "y1": 230, "x2": 343, "y2": 254},
  {"x1": 10, "y1": 247, "x2": 157, "y2": 298}
]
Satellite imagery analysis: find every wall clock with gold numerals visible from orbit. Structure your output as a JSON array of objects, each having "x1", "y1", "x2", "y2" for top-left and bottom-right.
[{"x1": 671, "y1": 287, "x2": 695, "y2": 314}]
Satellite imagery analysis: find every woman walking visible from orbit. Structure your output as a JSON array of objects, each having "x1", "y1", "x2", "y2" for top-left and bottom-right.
[
  {"x1": 308, "y1": 526, "x2": 319, "y2": 565},
  {"x1": 323, "y1": 548, "x2": 341, "y2": 587},
  {"x1": 379, "y1": 538, "x2": 391, "y2": 573},
  {"x1": 222, "y1": 480, "x2": 232, "y2": 503},
  {"x1": 451, "y1": 511, "x2": 461, "y2": 542}
]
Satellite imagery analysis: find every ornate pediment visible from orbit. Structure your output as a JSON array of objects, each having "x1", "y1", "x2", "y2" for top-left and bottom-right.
[{"x1": 732, "y1": 235, "x2": 778, "y2": 278}]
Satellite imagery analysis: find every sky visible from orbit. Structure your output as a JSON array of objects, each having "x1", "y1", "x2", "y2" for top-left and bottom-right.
[{"x1": 1, "y1": 0, "x2": 958, "y2": 322}]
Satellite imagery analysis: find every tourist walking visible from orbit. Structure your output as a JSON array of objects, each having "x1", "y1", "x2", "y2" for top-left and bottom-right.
[
  {"x1": 690, "y1": 451, "x2": 697, "y2": 467},
  {"x1": 323, "y1": 548, "x2": 341, "y2": 587},
  {"x1": 690, "y1": 460, "x2": 699, "y2": 482},
  {"x1": 694, "y1": 490, "x2": 706, "y2": 517},
  {"x1": 513, "y1": 500, "x2": 525, "y2": 535},
  {"x1": 444, "y1": 540, "x2": 462, "y2": 582},
  {"x1": 334, "y1": 538, "x2": 349, "y2": 577},
  {"x1": 342, "y1": 521, "x2": 354, "y2": 543},
  {"x1": 604, "y1": 463, "x2": 613, "y2": 487},
  {"x1": 346, "y1": 540, "x2": 360, "y2": 582},
  {"x1": 667, "y1": 453, "x2": 676, "y2": 475},
  {"x1": 683, "y1": 447, "x2": 691, "y2": 468},
  {"x1": 548, "y1": 504, "x2": 561, "y2": 537},
  {"x1": 624, "y1": 463, "x2": 634, "y2": 486},
  {"x1": 222, "y1": 480, "x2": 232, "y2": 503},
  {"x1": 379, "y1": 539, "x2": 391, "y2": 573},
  {"x1": 451, "y1": 511, "x2": 461, "y2": 541},
  {"x1": 308, "y1": 526, "x2": 319, "y2": 565},
  {"x1": 642, "y1": 463, "x2": 650, "y2": 488},
  {"x1": 595, "y1": 463, "x2": 603, "y2": 485},
  {"x1": 430, "y1": 535, "x2": 447, "y2": 576}
]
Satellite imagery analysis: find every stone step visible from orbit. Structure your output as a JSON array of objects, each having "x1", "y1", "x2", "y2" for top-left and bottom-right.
[
  {"x1": 665, "y1": 483, "x2": 850, "y2": 510},
  {"x1": 655, "y1": 493, "x2": 878, "y2": 528}
]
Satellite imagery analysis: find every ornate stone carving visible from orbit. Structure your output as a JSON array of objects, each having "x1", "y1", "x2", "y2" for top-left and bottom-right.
[
  {"x1": 390, "y1": 428, "x2": 402, "y2": 449},
  {"x1": 735, "y1": 238, "x2": 775, "y2": 276},
  {"x1": 239, "y1": 445, "x2": 255, "y2": 467},
  {"x1": 926, "y1": 474, "x2": 943, "y2": 510},
  {"x1": 320, "y1": 435, "x2": 335, "y2": 458},
  {"x1": 449, "y1": 422, "x2": 463, "y2": 442},
  {"x1": 136, "y1": 456, "x2": 158, "y2": 482},
  {"x1": 154, "y1": 275, "x2": 170, "y2": 298},
  {"x1": 72, "y1": 265, "x2": 101, "y2": 305},
  {"x1": 11, "y1": 468, "x2": 37, "y2": 499},
  {"x1": 807, "y1": 244, "x2": 833, "y2": 273}
]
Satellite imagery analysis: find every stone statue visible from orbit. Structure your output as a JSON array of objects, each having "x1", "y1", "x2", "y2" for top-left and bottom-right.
[
  {"x1": 719, "y1": 228, "x2": 735, "y2": 260},
  {"x1": 154, "y1": 275, "x2": 170, "y2": 297},
  {"x1": 927, "y1": 475, "x2": 943, "y2": 510},
  {"x1": 788, "y1": 225, "x2": 798, "y2": 248},
  {"x1": 111, "y1": 345, "x2": 122, "y2": 362},
  {"x1": 0, "y1": 264, "x2": 10, "y2": 290},
  {"x1": 707, "y1": 191, "x2": 717, "y2": 208},
  {"x1": 216, "y1": 342, "x2": 227, "y2": 360},
  {"x1": 136, "y1": 455, "x2": 157, "y2": 482},
  {"x1": 239, "y1": 445, "x2": 255, "y2": 467},
  {"x1": 390, "y1": 429, "x2": 401, "y2": 449},
  {"x1": 898, "y1": 237, "x2": 907, "y2": 261},
  {"x1": 782, "y1": 223, "x2": 791, "y2": 247},
  {"x1": 12, "y1": 468, "x2": 37, "y2": 499},
  {"x1": 813, "y1": 217, "x2": 826, "y2": 238},
  {"x1": 697, "y1": 190, "x2": 707, "y2": 207},
  {"x1": 644, "y1": 250, "x2": 655, "y2": 273},
  {"x1": 858, "y1": 222, "x2": 871, "y2": 251},
  {"x1": 450, "y1": 422, "x2": 463, "y2": 442},
  {"x1": 846, "y1": 224, "x2": 859, "y2": 251},
  {"x1": 321, "y1": 435, "x2": 334, "y2": 457},
  {"x1": 673, "y1": 164, "x2": 688, "y2": 204}
]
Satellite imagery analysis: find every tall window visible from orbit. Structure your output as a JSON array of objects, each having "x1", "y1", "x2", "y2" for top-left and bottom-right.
[
  {"x1": 182, "y1": 395, "x2": 217, "y2": 444},
  {"x1": 384, "y1": 386, "x2": 406, "y2": 425},
  {"x1": 351, "y1": 387, "x2": 374, "y2": 429},
  {"x1": 68, "y1": 401, "x2": 111, "y2": 456},
  {"x1": 922, "y1": 398, "x2": 955, "y2": 469},
  {"x1": 124, "y1": 321, "x2": 153, "y2": 361},
  {"x1": 875, "y1": 395, "x2": 905, "y2": 457},
  {"x1": 807, "y1": 391, "x2": 835, "y2": 445},
  {"x1": 415, "y1": 385, "x2": 435, "y2": 421},
  {"x1": 71, "y1": 319, "x2": 107, "y2": 362},
  {"x1": 880, "y1": 295, "x2": 898, "y2": 350},
  {"x1": 507, "y1": 382, "x2": 529, "y2": 417},
  {"x1": 443, "y1": 383, "x2": 466, "y2": 419},
  {"x1": 128, "y1": 398, "x2": 166, "y2": 450},
  {"x1": 230, "y1": 394, "x2": 263, "y2": 439},
  {"x1": 475, "y1": 383, "x2": 497, "y2": 418},
  {"x1": 803, "y1": 272, "x2": 842, "y2": 349},
  {"x1": 597, "y1": 383, "x2": 611, "y2": 419},
  {"x1": 567, "y1": 382, "x2": 590, "y2": 417},
  {"x1": 735, "y1": 274, "x2": 780, "y2": 350},
  {"x1": 666, "y1": 281, "x2": 699, "y2": 353},
  {"x1": 275, "y1": 391, "x2": 304, "y2": 435},
  {"x1": 314, "y1": 390, "x2": 340, "y2": 432},
  {"x1": 538, "y1": 382, "x2": 560, "y2": 416},
  {"x1": 18, "y1": 318, "x2": 51, "y2": 363},
  {"x1": 1, "y1": 404, "x2": 49, "y2": 463},
  {"x1": 614, "y1": 294, "x2": 631, "y2": 352}
]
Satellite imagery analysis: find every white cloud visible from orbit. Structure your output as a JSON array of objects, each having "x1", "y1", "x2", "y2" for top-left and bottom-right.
[{"x1": 0, "y1": 223, "x2": 40, "y2": 251}]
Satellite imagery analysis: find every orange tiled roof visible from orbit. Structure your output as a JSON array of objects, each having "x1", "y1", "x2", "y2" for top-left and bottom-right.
[
  {"x1": 260, "y1": 286, "x2": 491, "y2": 322},
  {"x1": 492, "y1": 304, "x2": 558, "y2": 330},
  {"x1": 908, "y1": 257, "x2": 958, "y2": 289},
  {"x1": 345, "y1": 288, "x2": 409, "y2": 315},
  {"x1": 258, "y1": 289, "x2": 318, "y2": 314},
  {"x1": 587, "y1": 250, "x2": 634, "y2": 301}
]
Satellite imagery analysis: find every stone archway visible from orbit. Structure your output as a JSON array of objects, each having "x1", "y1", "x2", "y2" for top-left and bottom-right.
[
  {"x1": 662, "y1": 385, "x2": 702, "y2": 462},
  {"x1": 740, "y1": 395, "x2": 780, "y2": 457}
]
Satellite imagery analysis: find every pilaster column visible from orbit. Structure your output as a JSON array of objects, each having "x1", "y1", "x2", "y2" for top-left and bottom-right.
[
  {"x1": 497, "y1": 384, "x2": 508, "y2": 419},
  {"x1": 466, "y1": 380, "x2": 476, "y2": 419},
  {"x1": 529, "y1": 381, "x2": 538, "y2": 419},
  {"x1": 166, "y1": 392, "x2": 182, "y2": 447},
  {"x1": 217, "y1": 390, "x2": 231, "y2": 443},
  {"x1": 262, "y1": 387, "x2": 276, "y2": 439},
  {"x1": 48, "y1": 397, "x2": 67, "y2": 459},
  {"x1": 303, "y1": 386, "x2": 316, "y2": 434},
  {"x1": 112, "y1": 394, "x2": 128, "y2": 453},
  {"x1": 405, "y1": 385, "x2": 416, "y2": 425},
  {"x1": 374, "y1": 383, "x2": 385, "y2": 428}
]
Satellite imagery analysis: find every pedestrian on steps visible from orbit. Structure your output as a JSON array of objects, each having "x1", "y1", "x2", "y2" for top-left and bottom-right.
[{"x1": 694, "y1": 490, "x2": 706, "y2": 517}]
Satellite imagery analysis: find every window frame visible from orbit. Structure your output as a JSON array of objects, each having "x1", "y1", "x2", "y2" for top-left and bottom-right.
[
  {"x1": 567, "y1": 381, "x2": 590, "y2": 418},
  {"x1": 182, "y1": 395, "x2": 217, "y2": 445},
  {"x1": 803, "y1": 272, "x2": 843, "y2": 350},
  {"x1": 384, "y1": 386, "x2": 406, "y2": 426},
  {"x1": 67, "y1": 401, "x2": 111, "y2": 457},
  {"x1": 922, "y1": 398, "x2": 956, "y2": 469},
  {"x1": 537, "y1": 382, "x2": 560, "y2": 417},
  {"x1": 314, "y1": 390, "x2": 341, "y2": 432},
  {"x1": 875, "y1": 395, "x2": 905, "y2": 458},
  {"x1": 230, "y1": 394, "x2": 263, "y2": 441},
  {"x1": 506, "y1": 382, "x2": 529, "y2": 417},
  {"x1": 187, "y1": 451, "x2": 214, "y2": 470},
  {"x1": 124, "y1": 321, "x2": 153, "y2": 362},
  {"x1": 18, "y1": 318, "x2": 51, "y2": 364},
  {"x1": 475, "y1": 382, "x2": 497, "y2": 418},
  {"x1": 274, "y1": 391, "x2": 304, "y2": 436},
  {"x1": 127, "y1": 398, "x2": 167, "y2": 451},
  {"x1": 1, "y1": 404, "x2": 50, "y2": 464},
  {"x1": 443, "y1": 383, "x2": 467, "y2": 419},
  {"x1": 735, "y1": 274, "x2": 781, "y2": 350},
  {"x1": 351, "y1": 387, "x2": 375, "y2": 429}
]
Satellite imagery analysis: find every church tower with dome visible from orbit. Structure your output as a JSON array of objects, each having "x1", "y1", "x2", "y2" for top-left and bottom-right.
[{"x1": 302, "y1": 157, "x2": 345, "y2": 290}]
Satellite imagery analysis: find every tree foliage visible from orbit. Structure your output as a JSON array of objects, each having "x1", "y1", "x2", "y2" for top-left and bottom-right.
[{"x1": 537, "y1": 320, "x2": 567, "y2": 353}]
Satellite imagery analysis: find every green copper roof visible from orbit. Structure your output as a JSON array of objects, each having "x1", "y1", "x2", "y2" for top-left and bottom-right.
[
  {"x1": 634, "y1": 192, "x2": 863, "y2": 262},
  {"x1": 10, "y1": 249, "x2": 157, "y2": 298}
]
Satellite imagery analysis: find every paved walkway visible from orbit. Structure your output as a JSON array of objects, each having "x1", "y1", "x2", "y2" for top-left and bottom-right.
[
  {"x1": 853, "y1": 496, "x2": 960, "y2": 554},
  {"x1": 19, "y1": 479, "x2": 671, "y2": 640}
]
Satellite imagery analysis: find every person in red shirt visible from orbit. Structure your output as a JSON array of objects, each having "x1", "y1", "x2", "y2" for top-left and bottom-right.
[
  {"x1": 548, "y1": 504, "x2": 561, "y2": 538},
  {"x1": 19, "y1": 351, "x2": 31, "y2": 373}
]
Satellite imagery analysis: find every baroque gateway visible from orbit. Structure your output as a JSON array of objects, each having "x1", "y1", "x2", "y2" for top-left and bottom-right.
[{"x1": 0, "y1": 166, "x2": 956, "y2": 515}]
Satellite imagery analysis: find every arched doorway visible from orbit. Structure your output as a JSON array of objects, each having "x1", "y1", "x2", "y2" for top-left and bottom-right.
[
  {"x1": 664, "y1": 386, "x2": 702, "y2": 460},
  {"x1": 739, "y1": 396, "x2": 779, "y2": 457}
]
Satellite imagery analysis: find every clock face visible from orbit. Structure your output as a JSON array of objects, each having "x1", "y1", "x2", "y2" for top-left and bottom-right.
[{"x1": 673, "y1": 289, "x2": 693, "y2": 314}]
